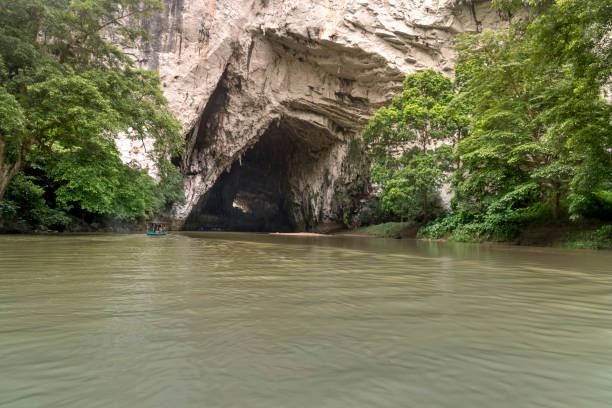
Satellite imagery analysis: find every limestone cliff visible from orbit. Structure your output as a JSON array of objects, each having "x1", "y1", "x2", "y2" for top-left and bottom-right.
[{"x1": 134, "y1": 0, "x2": 503, "y2": 231}]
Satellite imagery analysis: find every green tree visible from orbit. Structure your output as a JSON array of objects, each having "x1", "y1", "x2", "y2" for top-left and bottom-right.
[
  {"x1": 529, "y1": 0, "x2": 612, "y2": 217},
  {"x1": 47, "y1": 140, "x2": 160, "y2": 219},
  {"x1": 453, "y1": 0, "x2": 611, "y2": 221},
  {"x1": 0, "y1": 0, "x2": 183, "y2": 201},
  {"x1": 364, "y1": 70, "x2": 463, "y2": 221},
  {"x1": 379, "y1": 148, "x2": 450, "y2": 220},
  {"x1": 0, "y1": 171, "x2": 71, "y2": 230}
]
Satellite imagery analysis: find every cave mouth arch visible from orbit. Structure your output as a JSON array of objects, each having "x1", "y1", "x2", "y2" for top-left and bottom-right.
[{"x1": 184, "y1": 117, "x2": 341, "y2": 232}]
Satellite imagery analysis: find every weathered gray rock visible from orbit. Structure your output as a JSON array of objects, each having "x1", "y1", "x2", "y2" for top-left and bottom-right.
[{"x1": 132, "y1": 0, "x2": 503, "y2": 230}]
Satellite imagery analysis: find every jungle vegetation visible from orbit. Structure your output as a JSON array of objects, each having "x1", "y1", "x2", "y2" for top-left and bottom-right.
[
  {"x1": 363, "y1": 0, "x2": 612, "y2": 245},
  {"x1": 0, "y1": 0, "x2": 184, "y2": 231}
]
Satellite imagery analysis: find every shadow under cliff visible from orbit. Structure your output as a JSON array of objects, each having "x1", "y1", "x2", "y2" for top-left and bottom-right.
[{"x1": 183, "y1": 117, "x2": 341, "y2": 232}]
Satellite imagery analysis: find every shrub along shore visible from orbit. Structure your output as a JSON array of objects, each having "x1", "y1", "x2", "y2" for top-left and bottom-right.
[{"x1": 350, "y1": 221, "x2": 612, "y2": 250}]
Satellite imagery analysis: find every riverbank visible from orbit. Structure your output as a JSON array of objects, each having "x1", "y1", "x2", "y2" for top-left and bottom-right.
[
  {"x1": 342, "y1": 221, "x2": 612, "y2": 250},
  {"x1": 4, "y1": 217, "x2": 610, "y2": 250},
  {"x1": 0, "y1": 217, "x2": 145, "y2": 234}
]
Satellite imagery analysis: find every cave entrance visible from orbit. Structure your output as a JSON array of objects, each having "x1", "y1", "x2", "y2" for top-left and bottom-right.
[{"x1": 185, "y1": 118, "x2": 338, "y2": 232}]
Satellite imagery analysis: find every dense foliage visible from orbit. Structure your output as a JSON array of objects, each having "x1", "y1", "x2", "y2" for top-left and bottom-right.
[
  {"x1": 363, "y1": 70, "x2": 465, "y2": 221},
  {"x1": 365, "y1": 0, "x2": 611, "y2": 242},
  {"x1": 0, "y1": 0, "x2": 184, "y2": 230}
]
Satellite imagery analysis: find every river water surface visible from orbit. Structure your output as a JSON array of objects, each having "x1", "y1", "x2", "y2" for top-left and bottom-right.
[{"x1": 1, "y1": 232, "x2": 612, "y2": 407}]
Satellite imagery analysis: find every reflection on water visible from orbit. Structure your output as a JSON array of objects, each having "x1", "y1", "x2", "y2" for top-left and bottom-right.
[{"x1": 1, "y1": 232, "x2": 612, "y2": 408}]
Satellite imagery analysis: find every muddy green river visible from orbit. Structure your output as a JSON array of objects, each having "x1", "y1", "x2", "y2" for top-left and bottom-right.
[{"x1": 1, "y1": 232, "x2": 612, "y2": 407}]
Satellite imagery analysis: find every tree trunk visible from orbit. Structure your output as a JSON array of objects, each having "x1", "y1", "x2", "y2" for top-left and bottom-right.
[
  {"x1": 0, "y1": 162, "x2": 20, "y2": 201},
  {"x1": 0, "y1": 166, "x2": 12, "y2": 201},
  {"x1": 0, "y1": 139, "x2": 23, "y2": 201},
  {"x1": 423, "y1": 189, "x2": 428, "y2": 222},
  {"x1": 552, "y1": 191, "x2": 560, "y2": 221}
]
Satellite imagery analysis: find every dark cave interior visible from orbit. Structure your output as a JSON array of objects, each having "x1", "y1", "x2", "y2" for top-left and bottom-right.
[{"x1": 184, "y1": 118, "x2": 338, "y2": 232}]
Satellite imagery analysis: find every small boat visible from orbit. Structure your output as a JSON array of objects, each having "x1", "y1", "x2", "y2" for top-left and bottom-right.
[{"x1": 147, "y1": 221, "x2": 168, "y2": 236}]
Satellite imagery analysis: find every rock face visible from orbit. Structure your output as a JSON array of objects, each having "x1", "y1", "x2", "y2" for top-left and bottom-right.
[{"x1": 135, "y1": 0, "x2": 503, "y2": 231}]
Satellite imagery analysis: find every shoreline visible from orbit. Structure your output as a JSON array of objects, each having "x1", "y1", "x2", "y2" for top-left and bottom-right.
[
  {"x1": 2, "y1": 225, "x2": 610, "y2": 250},
  {"x1": 270, "y1": 223, "x2": 612, "y2": 251},
  {"x1": 269, "y1": 232, "x2": 374, "y2": 238}
]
